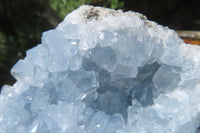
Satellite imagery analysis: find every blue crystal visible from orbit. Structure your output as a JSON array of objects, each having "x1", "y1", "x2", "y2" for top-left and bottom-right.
[{"x1": 1, "y1": 5, "x2": 200, "y2": 133}]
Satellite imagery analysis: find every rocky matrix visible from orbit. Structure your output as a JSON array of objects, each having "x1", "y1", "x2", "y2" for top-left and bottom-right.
[{"x1": 1, "y1": 5, "x2": 200, "y2": 133}]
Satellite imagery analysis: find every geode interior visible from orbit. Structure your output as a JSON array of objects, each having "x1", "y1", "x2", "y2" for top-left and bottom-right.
[{"x1": 0, "y1": 5, "x2": 200, "y2": 133}]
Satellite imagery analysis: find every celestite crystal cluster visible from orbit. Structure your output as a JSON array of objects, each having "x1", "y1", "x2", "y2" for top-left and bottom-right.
[{"x1": 1, "y1": 5, "x2": 200, "y2": 133}]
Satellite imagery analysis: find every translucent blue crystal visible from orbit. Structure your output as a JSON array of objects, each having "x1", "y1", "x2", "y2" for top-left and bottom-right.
[{"x1": 1, "y1": 5, "x2": 200, "y2": 133}]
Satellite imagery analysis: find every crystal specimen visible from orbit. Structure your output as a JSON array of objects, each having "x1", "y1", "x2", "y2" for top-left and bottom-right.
[{"x1": 1, "y1": 5, "x2": 200, "y2": 133}]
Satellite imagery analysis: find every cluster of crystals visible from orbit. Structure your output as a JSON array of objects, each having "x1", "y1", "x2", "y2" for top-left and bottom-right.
[{"x1": 1, "y1": 5, "x2": 200, "y2": 133}]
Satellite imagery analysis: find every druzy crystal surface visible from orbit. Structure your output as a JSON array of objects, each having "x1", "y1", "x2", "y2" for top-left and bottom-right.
[{"x1": 1, "y1": 5, "x2": 200, "y2": 133}]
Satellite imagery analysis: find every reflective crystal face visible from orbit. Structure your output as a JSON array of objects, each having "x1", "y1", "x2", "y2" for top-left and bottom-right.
[{"x1": 1, "y1": 5, "x2": 200, "y2": 133}]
